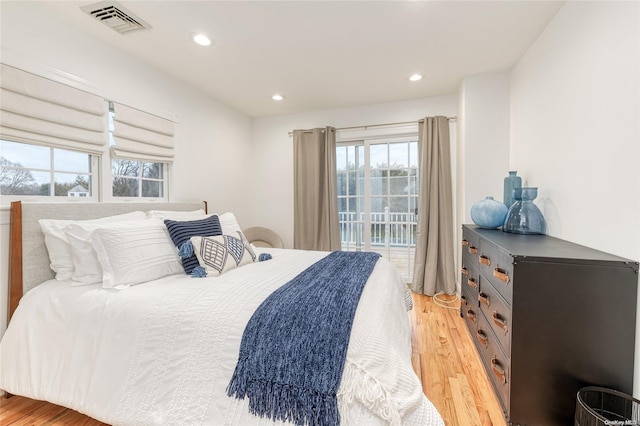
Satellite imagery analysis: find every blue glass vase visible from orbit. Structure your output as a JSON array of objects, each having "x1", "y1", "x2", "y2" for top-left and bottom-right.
[
  {"x1": 503, "y1": 171, "x2": 522, "y2": 208},
  {"x1": 470, "y1": 196, "x2": 508, "y2": 229},
  {"x1": 502, "y1": 187, "x2": 546, "y2": 234}
]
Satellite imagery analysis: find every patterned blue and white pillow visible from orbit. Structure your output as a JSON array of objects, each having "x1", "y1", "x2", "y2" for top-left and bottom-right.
[
  {"x1": 190, "y1": 232, "x2": 257, "y2": 277},
  {"x1": 164, "y1": 215, "x2": 222, "y2": 274}
]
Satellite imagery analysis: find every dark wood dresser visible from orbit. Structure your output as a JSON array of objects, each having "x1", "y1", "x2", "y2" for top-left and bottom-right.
[{"x1": 460, "y1": 225, "x2": 638, "y2": 426}]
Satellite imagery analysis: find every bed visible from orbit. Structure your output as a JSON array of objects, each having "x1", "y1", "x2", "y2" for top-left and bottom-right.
[{"x1": 0, "y1": 201, "x2": 444, "y2": 426}]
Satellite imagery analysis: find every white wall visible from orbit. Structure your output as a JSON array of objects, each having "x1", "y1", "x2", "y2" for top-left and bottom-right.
[
  {"x1": 0, "y1": 2, "x2": 253, "y2": 213},
  {"x1": 459, "y1": 73, "x2": 511, "y2": 222},
  {"x1": 0, "y1": 2, "x2": 254, "y2": 335},
  {"x1": 455, "y1": 72, "x2": 511, "y2": 292},
  {"x1": 248, "y1": 96, "x2": 458, "y2": 248},
  {"x1": 510, "y1": 1, "x2": 640, "y2": 395}
]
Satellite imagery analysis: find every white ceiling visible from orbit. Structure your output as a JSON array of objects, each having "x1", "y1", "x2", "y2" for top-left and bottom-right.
[{"x1": 38, "y1": 1, "x2": 564, "y2": 118}]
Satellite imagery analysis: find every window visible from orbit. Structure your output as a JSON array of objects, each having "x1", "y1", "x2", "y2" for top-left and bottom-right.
[
  {"x1": 0, "y1": 63, "x2": 105, "y2": 203},
  {"x1": 337, "y1": 138, "x2": 418, "y2": 282},
  {"x1": 336, "y1": 143, "x2": 365, "y2": 251},
  {"x1": 0, "y1": 64, "x2": 174, "y2": 204},
  {"x1": 111, "y1": 159, "x2": 164, "y2": 198},
  {"x1": 108, "y1": 106, "x2": 170, "y2": 200},
  {"x1": 1, "y1": 140, "x2": 96, "y2": 199}
]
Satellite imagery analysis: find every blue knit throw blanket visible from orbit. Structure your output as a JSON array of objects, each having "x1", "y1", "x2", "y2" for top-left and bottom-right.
[{"x1": 227, "y1": 251, "x2": 381, "y2": 426}]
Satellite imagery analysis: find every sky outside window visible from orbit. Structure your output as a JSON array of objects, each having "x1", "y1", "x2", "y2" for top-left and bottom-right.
[{"x1": 1, "y1": 140, "x2": 90, "y2": 185}]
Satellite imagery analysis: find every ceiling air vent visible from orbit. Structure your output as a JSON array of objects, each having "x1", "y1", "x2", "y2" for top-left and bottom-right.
[{"x1": 80, "y1": 1, "x2": 151, "y2": 35}]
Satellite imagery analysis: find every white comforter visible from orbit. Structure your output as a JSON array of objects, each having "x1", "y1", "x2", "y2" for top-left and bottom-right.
[{"x1": 0, "y1": 248, "x2": 443, "y2": 426}]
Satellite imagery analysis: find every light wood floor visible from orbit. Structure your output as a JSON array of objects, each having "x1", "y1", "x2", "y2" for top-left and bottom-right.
[
  {"x1": 409, "y1": 293, "x2": 506, "y2": 426},
  {"x1": 0, "y1": 293, "x2": 506, "y2": 426}
]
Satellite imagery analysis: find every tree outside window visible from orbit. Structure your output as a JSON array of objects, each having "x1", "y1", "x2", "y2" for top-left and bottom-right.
[
  {"x1": 111, "y1": 159, "x2": 164, "y2": 198},
  {"x1": 0, "y1": 140, "x2": 93, "y2": 198}
]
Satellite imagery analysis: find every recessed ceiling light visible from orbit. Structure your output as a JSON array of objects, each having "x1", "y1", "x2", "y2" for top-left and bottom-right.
[
  {"x1": 192, "y1": 33, "x2": 211, "y2": 46},
  {"x1": 409, "y1": 74, "x2": 423, "y2": 82},
  {"x1": 272, "y1": 94, "x2": 285, "y2": 101}
]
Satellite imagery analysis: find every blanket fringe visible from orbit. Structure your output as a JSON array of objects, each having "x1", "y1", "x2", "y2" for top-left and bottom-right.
[
  {"x1": 337, "y1": 360, "x2": 401, "y2": 426},
  {"x1": 228, "y1": 357, "x2": 339, "y2": 426},
  {"x1": 226, "y1": 356, "x2": 249, "y2": 398}
]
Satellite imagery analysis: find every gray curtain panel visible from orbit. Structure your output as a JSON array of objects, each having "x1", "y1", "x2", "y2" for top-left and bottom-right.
[
  {"x1": 411, "y1": 116, "x2": 456, "y2": 296},
  {"x1": 292, "y1": 127, "x2": 341, "y2": 251}
]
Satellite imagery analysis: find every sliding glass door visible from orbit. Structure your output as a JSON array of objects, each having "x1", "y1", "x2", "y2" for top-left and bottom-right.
[{"x1": 337, "y1": 138, "x2": 418, "y2": 282}]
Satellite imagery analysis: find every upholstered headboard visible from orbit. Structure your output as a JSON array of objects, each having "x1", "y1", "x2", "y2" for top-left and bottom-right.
[{"x1": 8, "y1": 201, "x2": 206, "y2": 322}]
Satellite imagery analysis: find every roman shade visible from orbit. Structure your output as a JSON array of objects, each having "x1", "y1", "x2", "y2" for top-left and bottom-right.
[
  {"x1": 111, "y1": 102, "x2": 174, "y2": 162},
  {"x1": 0, "y1": 63, "x2": 107, "y2": 153}
]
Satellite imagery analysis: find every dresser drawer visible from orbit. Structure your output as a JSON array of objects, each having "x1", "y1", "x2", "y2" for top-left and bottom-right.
[
  {"x1": 461, "y1": 285, "x2": 479, "y2": 333},
  {"x1": 460, "y1": 285, "x2": 476, "y2": 311},
  {"x1": 478, "y1": 239, "x2": 513, "y2": 304},
  {"x1": 476, "y1": 311, "x2": 510, "y2": 412},
  {"x1": 478, "y1": 279, "x2": 511, "y2": 356},
  {"x1": 460, "y1": 261, "x2": 480, "y2": 298},
  {"x1": 461, "y1": 229, "x2": 480, "y2": 267}
]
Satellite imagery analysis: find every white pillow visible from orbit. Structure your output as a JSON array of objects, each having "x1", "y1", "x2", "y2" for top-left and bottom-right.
[
  {"x1": 92, "y1": 220, "x2": 184, "y2": 289},
  {"x1": 217, "y1": 212, "x2": 258, "y2": 250},
  {"x1": 191, "y1": 233, "x2": 256, "y2": 277},
  {"x1": 218, "y1": 212, "x2": 243, "y2": 235},
  {"x1": 64, "y1": 219, "x2": 151, "y2": 285},
  {"x1": 146, "y1": 209, "x2": 206, "y2": 220},
  {"x1": 39, "y1": 211, "x2": 147, "y2": 280}
]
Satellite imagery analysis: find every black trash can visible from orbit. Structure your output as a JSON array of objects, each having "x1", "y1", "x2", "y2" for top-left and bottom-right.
[{"x1": 575, "y1": 386, "x2": 640, "y2": 426}]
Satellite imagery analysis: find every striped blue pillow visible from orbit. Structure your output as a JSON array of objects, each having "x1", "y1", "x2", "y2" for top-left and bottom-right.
[{"x1": 164, "y1": 215, "x2": 222, "y2": 274}]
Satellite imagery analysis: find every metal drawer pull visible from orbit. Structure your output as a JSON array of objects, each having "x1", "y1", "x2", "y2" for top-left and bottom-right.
[
  {"x1": 468, "y1": 246, "x2": 478, "y2": 255},
  {"x1": 478, "y1": 292, "x2": 490, "y2": 307},
  {"x1": 493, "y1": 267, "x2": 510, "y2": 284},
  {"x1": 467, "y1": 277, "x2": 478, "y2": 289},
  {"x1": 466, "y1": 309, "x2": 476, "y2": 322},
  {"x1": 462, "y1": 239, "x2": 469, "y2": 246},
  {"x1": 476, "y1": 330, "x2": 488, "y2": 348},
  {"x1": 492, "y1": 311, "x2": 508, "y2": 334},
  {"x1": 491, "y1": 356, "x2": 507, "y2": 384},
  {"x1": 461, "y1": 295, "x2": 467, "y2": 306},
  {"x1": 479, "y1": 255, "x2": 491, "y2": 266},
  {"x1": 461, "y1": 267, "x2": 468, "y2": 276}
]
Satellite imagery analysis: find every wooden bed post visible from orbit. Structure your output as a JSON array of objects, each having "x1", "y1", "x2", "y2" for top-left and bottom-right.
[{"x1": 8, "y1": 201, "x2": 23, "y2": 324}]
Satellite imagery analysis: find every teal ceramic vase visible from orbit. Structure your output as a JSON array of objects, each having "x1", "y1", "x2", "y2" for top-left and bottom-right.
[{"x1": 470, "y1": 196, "x2": 508, "y2": 229}]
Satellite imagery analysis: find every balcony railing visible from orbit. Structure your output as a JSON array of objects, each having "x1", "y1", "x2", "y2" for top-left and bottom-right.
[{"x1": 339, "y1": 207, "x2": 417, "y2": 248}]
